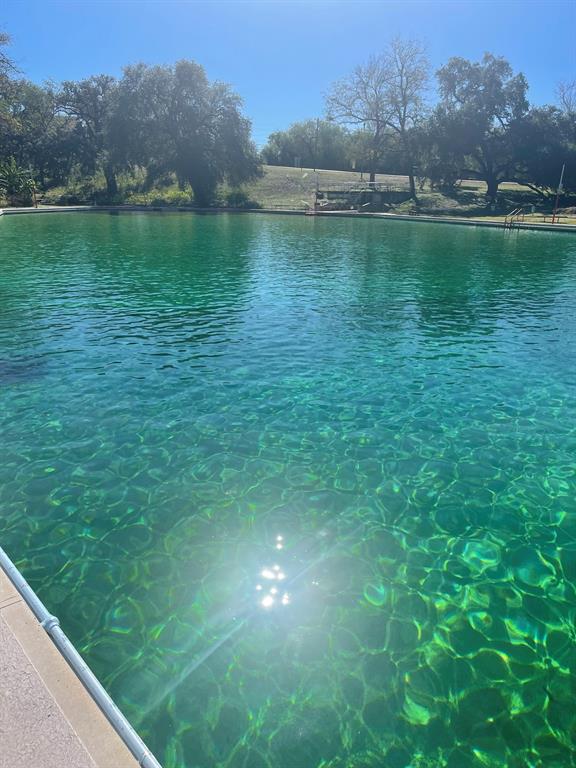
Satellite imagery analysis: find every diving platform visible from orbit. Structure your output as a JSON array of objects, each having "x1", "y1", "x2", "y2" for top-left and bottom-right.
[{"x1": 314, "y1": 181, "x2": 412, "y2": 211}]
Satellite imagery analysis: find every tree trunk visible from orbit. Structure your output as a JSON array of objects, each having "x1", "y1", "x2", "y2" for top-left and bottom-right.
[
  {"x1": 369, "y1": 170, "x2": 376, "y2": 183},
  {"x1": 190, "y1": 179, "x2": 213, "y2": 208},
  {"x1": 485, "y1": 175, "x2": 499, "y2": 201},
  {"x1": 402, "y1": 137, "x2": 417, "y2": 201},
  {"x1": 408, "y1": 171, "x2": 417, "y2": 201},
  {"x1": 104, "y1": 164, "x2": 118, "y2": 198}
]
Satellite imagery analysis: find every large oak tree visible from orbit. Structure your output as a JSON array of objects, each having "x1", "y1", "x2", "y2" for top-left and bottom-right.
[
  {"x1": 118, "y1": 60, "x2": 261, "y2": 206},
  {"x1": 435, "y1": 53, "x2": 529, "y2": 200},
  {"x1": 58, "y1": 75, "x2": 123, "y2": 197}
]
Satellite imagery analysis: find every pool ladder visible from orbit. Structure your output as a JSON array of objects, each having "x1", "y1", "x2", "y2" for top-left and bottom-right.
[{"x1": 504, "y1": 207, "x2": 525, "y2": 230}]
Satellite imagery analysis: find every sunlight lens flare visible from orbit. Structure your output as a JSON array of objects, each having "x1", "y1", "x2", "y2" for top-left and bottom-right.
[{"x1": 257, "y1": 537, "x2": 290, "y2": 609}]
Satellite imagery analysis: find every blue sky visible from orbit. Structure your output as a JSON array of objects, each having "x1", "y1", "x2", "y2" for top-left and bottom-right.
[{"x1": 2, "y1": 0, "x2": 575, "y2": 146}]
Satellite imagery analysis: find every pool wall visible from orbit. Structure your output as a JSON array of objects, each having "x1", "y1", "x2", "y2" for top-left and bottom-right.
[{"x1": 1, "y1": 205, "x2": 575, "y2": 233}]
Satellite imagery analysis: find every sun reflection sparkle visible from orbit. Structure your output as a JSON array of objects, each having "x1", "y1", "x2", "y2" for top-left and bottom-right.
[{"x1": 256, "y1": 536, "x2": 291, "y2": 609}]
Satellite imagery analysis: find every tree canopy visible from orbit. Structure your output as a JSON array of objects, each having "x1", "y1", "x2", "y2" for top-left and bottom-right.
[
  {"x1": 59, "y1": 75, "x2": 122, "y2": 196},
  {"x1": 433, "y1": 53, "x2": 529, "y2": 199},
  {"x1": 0, "y1": 28, "x2": 574, "y2": 206},
  {"x1": 0, "y1": 42, "x2": 261, "y2": 206},
  {"x1": 115, "y1": 61, "x2": 261, "y2": 205},
  {"x1": 558, "y1": 79, "x2": 576, "y2": 116},
  {"x1": 509, "y1": 106, "x2": 576, "y2": 195},
  {"x1": 0, "y1": 31, "x2": 16, "y2": 77},
  {"x1": 261, "y1": 119, "x2": 351, "y2": 170}
]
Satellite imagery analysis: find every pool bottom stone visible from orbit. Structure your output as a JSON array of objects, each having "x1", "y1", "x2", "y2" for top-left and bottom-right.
[{"x1": 121, "y1": 512, "x2": 574, "y2": 768}]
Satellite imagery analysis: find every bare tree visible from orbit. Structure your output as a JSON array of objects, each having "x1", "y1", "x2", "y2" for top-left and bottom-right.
[
  {"x1": 0, "y1": 32, "x2": 17, "y2": 76},
  {"x1": 1, "y1": 32, "x2": 19, "y2": 130},
  {"x1": 385, "y1": 38, "x2": 429, "y2": 198},
  {"x1": 326, "y1": 37, "x2": 429, "y2": 197},
  {"x1": 557, "y1": 79, "x2": 576, "y2": 116},
  {"x1": 326, "y1": 55, "x2": 392, "y2": 183}
]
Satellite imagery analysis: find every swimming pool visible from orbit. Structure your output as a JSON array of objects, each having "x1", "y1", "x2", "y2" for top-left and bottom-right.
[{"x1": 1, "y1": 212, "x2": 574, "y2": 768}]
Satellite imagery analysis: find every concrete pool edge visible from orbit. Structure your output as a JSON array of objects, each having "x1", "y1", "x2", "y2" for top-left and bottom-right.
[
  {"x1": 1, "y1": 205, "x2": 576, "y2": 233},
  {"x1": 0, "y1": 546, "x2": 162, "y2": 768}
]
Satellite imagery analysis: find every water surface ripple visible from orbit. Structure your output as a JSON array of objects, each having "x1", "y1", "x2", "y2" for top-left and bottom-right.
[{"x1": 1, "y1": 213, "x2": 575, "y2": 768}]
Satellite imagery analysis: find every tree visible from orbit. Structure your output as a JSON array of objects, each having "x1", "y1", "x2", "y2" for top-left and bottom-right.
[
  {"x1": 117, "y1": 60, "x2": 260, "y2": 206},
  {"x1": 413, "y1": 116, "x2": 461, "y2": 190},
  {"x1": 327, "y1": 55, "x2": 394, "y2": 183},
  {"x1": 0, "y1": 35, "x2": 64, "y2": 192},
  {"x1": 1, "y1": 31, "x2": 18, "y2": 128},
  {"x1": 58, "y1": 75, "x2": 123, "y2": 197},
  {"x1": 557, "y1": 79, "x2": 576, "y2": 117},
  {"x1": 326, "y1": 38, "x2": 429, "y2": 195},
  {"x1": 509, "y1": 106, "x2": 576, "y2": 195},
  {"x1": 2, "y1": 81, "x2": 50, "y2": 166},
  {"x1": 0, "y1": 75, "x2": 83, "y2": 190},
  {"x1": 435, "y1": 53, "x2": 529, "y2": 200},
  {"x1": 261, "y1": 119, "x2": 351, "y2": 170},
  {"x1": 0, "y1": 31, "x2": 16, "y2": 77},
  {"x1": 378, "y1": 38, "x2": 429, "y2": 197}
]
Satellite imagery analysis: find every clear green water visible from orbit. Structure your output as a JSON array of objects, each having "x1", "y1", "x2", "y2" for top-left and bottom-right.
[{"x1": 0, "y1": 213, "x2": 575, "y2": 768}]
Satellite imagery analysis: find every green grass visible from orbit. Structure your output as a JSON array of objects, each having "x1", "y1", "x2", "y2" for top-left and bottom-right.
[
  {"x1": 242, "y1": 165, "x2": 535, "y2": 210},
  {"x1": 37, "y1": 165, "x2": 576, "y2": 222},
  {"x1": 243, "y1": 165, "x2": 413, "y2": 208},
  {"x1": 244, "y1": 168, "x2": 576, "y2": 223}
]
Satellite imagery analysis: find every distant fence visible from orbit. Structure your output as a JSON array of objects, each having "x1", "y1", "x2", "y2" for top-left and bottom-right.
[{"x1": 317, "y1": 181, "x2": 411, "y2": 193}]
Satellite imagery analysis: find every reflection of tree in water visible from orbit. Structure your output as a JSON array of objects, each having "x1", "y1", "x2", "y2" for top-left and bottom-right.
[
  {"x1": 318, "y1": 219, "x2": 575, "y2": 343},
  {"x1": 254, "y1": 219, "x2": 574, "y2": 350},
  {"x1": 225, "y1": 215, "x2": 575, "y2": 378},
  {"x1": 79, "y1": 213, "x2": 260, "y2": 371},
  {"x1": 1, "y1": 213, "x2": 261, "y2": 377},
  {"x1": 243, "y1": 216, "x2": 419, "y2": 349},
  {"x1": 0, "y1": 220, "x2": 54, "y2": 376},
  {"x1": 403, "y1": 227, "x2": 574, "y2": 340},
  {"x1": 0, "y1": 357, "x2": 47, "y2": 384}
]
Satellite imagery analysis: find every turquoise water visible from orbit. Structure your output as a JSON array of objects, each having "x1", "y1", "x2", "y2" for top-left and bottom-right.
[{"x1": 0, "y1": 212, "x2": 575, "y2": 768}]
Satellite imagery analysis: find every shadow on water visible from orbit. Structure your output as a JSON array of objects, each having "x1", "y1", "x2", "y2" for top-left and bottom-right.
[{"x1": 0, "y1": 357, "x2": 47, "y2": 384}]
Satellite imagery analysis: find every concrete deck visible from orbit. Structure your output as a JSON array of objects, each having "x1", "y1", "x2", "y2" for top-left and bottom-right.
[{"x1": 0, "y1": 568, "x2": 139, "y2": 768}]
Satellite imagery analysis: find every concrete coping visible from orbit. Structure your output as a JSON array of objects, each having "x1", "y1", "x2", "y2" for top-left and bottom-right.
[
  {"x1": 0, "y1": 562, "x2": 157, "y2": 768},
  {"x1": 1, "y1": 205, "x2": 575, "y2": 233}
]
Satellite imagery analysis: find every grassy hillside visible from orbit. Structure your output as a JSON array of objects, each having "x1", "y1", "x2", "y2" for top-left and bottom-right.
[
  {"x1": 41, "y1": 164, "x2": 525, "y2": 209},
  {"x1": 246, "y1": 167, "x2": 576, "y2": 223},
  {"x1": 40, "y1": 165, "x2": 576, "y2": 222},
  {"x1": 243, "y1": 166, "x2": 413, "y2": 208},
  {"x1": 245, "y1": 165, "x2": 531, "y2": 206},
  {"x1": 243, "y1": 166, "x2": 547, "y2": 217}
]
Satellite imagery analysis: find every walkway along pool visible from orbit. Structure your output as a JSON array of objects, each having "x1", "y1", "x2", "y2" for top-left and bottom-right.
[{"x1": 0, "y1": 212, "x2": 575, "y2": 768}]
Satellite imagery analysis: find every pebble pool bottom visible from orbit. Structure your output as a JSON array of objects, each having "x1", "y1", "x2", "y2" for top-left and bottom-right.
[{"x1": 0, "y1": 212, "x2": 575, "y2": 768}]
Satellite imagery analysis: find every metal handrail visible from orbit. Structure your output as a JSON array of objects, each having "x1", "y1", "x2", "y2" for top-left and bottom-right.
[
  {"x1": 0, "y1": 545, "x2": 162, "y2": 768},
  {"x1": 504, "y1": 207, "x2": 523, "y2": 229}
]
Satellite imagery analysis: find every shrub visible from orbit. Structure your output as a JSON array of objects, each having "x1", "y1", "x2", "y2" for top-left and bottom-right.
[
  {"x1": 223, "y1": 190, "x2": 261, "y2": 209},
  {"x1": 0, "y1": 158, "x2": 36, "y2": 206},
  {"x1": 124, "y1": 187, "x2": 192, "y2": 206}
]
